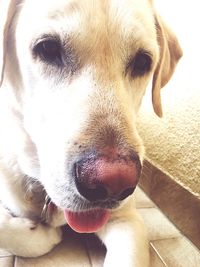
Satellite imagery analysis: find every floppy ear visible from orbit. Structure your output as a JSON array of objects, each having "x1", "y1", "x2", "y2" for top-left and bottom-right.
[
  {"x1": 152, "y1": 14, "x2": 183, "y2": 117},
  {"x1": 0, "y1": 0, "x2": 16, "y2": 87}
]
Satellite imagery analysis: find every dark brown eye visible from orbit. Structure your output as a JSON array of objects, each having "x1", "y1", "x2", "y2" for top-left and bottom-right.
[
  {"x1": 33, "y1": 39, "x2": 62, "y2": 65},
  {"x1": 129, "y1": 51, "x2": 152, "y2": 77}
]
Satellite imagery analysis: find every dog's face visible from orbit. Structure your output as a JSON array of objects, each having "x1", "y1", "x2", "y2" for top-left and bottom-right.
[{"x1": 1, "y1": 0, "x2": 182, "y2": 231}]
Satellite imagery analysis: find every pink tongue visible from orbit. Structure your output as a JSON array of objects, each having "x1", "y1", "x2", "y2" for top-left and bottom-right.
[{"x1": 64, "y1": 209, "x2": 110, "y2": 233}]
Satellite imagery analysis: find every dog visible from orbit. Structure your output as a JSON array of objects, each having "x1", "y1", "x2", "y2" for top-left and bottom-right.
[{"x1": 0, "y1": 0, "x2": 182, "y2": 266}]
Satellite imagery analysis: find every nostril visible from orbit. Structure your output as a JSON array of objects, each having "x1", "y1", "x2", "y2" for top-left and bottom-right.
[
  {"x1": 76, "y1": 182, "x2": 108, "y2": 202},
  {"x1": 74, "y1": 162, "x2": 109, "y2": 201},
  {"x1": 118, "y1": 187, "x2": 135, "y2": 201},
  {"x1": 87, "y1": 185, "x2": 108, "y2": 201}
]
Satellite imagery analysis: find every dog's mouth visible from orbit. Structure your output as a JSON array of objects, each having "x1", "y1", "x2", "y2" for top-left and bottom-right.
[
  {"x1": 41, "y1": 195, "x2": 110, "y2": 233},
  {"x1": 64, "y1": 209, "x2": 110, "y2": 233}
]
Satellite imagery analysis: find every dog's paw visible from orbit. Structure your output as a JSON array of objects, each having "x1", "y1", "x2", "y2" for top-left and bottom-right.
[
  {"x1": 4, "y1": 217, "x2": 62, "y2": 257},
  {"x1": 0, "y1": 206, "x2": 13, "y2": 226}
]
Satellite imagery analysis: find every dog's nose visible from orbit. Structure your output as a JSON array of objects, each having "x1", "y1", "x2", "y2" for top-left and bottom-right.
[{"x1": 74, "y1": 151, "x2": 142, "y2": 202}]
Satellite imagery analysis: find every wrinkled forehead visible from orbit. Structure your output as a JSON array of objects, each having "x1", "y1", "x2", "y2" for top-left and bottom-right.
[{"x1": 18, "y1": 0, "x2": 156, "y2": 49}]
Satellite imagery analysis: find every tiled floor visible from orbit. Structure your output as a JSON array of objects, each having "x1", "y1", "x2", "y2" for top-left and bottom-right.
[
  {"x1": 0, "y1": 187, "x2": 200, "y2": 267},
  {"x1": 135, "y1": 188, "x2": 200, "y2": 267}
]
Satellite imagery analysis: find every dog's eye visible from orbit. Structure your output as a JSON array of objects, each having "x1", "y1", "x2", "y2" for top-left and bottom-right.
[
  {"x1": 33, "y1": 39, "x2": 62, "y2": 65},
  {"x1": 129, "y1": 51, "x2": 152, "y2": 77}
]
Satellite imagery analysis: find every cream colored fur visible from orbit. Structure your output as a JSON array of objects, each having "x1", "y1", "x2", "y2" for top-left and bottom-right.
[{"x1": 0, "y1": 0, "x2": 182, "y2": 266}]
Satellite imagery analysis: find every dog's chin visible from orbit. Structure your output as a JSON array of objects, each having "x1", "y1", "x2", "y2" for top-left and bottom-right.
[{"x1": 50, "y1": 192, "x2": 121, "y2": 212}]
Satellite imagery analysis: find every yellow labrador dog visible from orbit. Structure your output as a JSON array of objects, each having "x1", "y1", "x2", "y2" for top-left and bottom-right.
[{"x1": 0, "y1": 0, "x2": 182, "y2": 266}]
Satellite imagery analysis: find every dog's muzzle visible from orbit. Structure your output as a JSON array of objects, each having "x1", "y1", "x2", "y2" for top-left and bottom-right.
[{"x1": 41, "y1": 149, "x2": 142, "y2": 233}]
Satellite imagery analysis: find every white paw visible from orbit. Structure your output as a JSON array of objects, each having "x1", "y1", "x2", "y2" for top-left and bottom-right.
[
  {"x1": 2, "y1": 217, "x2": 62, "y2": 257},
  {"x1": 0, "y1": 206, "x2": 13, "y2": 225}
]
